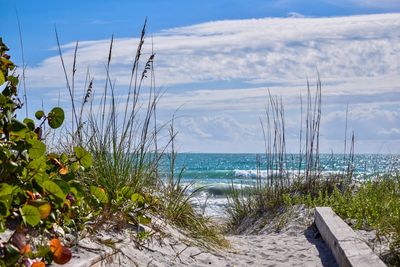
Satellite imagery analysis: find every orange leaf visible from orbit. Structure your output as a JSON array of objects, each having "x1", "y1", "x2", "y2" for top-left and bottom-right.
[
  {"x1": 53, "y1": 246, "x2": 72, "y2": 264},
  {"x1": 49, "y1": 238, "x2": 63, "y2": 257},
  {"x1": 49, "y1": 157, "x2": 62, "y2": 167},
  {"x1": 38, "y1": 202, "x2": 51, "y2": 219},
  {"x1": 29, "y1": 200, "x2": 51, "y2": 219},
  {"x1": 59, "y1": 165, "x2": 69, "y2": 175},
  {"x1": 19, "y1": 244, "x2": 31, "y2": 255},
  {"x1": 49, "y1": 239, "x2": 72, "y2": 264},
  {"x1": 32, "y1": 262, "x2": 46, "y2": 267},
  {"x1": 27, "y1": 191, "x2": 35, "y2": 200},
  {"x1": 50, "y1": 157, "x2": 68, "y2": 175}
]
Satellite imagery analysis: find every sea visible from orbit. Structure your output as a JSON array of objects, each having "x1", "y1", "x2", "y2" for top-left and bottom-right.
[{"x1": 160, "y1": 153, "x2": 400, "y2": 217}]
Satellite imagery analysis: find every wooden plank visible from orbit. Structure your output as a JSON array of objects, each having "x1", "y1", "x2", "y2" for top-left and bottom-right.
[{"x1": 314, "y1": 207, "x2": 386, "y2": 267}]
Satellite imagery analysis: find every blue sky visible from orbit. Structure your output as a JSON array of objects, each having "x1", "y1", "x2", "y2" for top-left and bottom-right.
[
  {"x1": 1, "y1": 0, "x2": 400, "y2": 153},
  {"x1": 2, "y1": 0, "x2": 399, "y2": 65}
]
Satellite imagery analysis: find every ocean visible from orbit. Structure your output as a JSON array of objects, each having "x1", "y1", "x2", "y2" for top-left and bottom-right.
[{"x1": 161, "y1": 153, "x2": 400, "y2": 216}]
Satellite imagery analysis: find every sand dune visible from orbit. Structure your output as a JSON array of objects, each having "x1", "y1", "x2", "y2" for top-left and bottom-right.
[{"x1": 63, "y1": 206, "x2": 340, "y2": 266}]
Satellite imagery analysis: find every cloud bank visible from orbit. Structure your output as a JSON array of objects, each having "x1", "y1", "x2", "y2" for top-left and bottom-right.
[{"x1": 24, "y1": 13, "x2": 400, "y2": 153}]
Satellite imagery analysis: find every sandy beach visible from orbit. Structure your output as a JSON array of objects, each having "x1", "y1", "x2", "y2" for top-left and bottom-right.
[{"x1": 63, "y1": 207, "x2": 340, "y2": 267}]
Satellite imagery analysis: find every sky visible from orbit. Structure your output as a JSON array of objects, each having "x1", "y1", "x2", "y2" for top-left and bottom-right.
[{"x1": 1, "y1": 0, "x2": 400, "y2": 153}]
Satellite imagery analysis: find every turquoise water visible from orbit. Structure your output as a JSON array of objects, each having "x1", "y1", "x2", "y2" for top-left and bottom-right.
[
  {"x1": 160, "y1": 153, "x2": 400, "y2": 216},
  {"x1": 168, "y1": 153, "x2": 399, "y2": 183}
]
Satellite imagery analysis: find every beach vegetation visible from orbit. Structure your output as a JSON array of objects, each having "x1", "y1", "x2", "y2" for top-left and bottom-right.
[
  {"x1": 0, "y1": 20, "x2": 225, "y2": 266},
  {"x1": 160, "y1": 125, "x2": 228, "y2": 248},
  {"x1": 54, "y1": 21, "x2": 226, "y2": 248},
  {"x1": 225, "y1": 78, "x2": 400, "y2": 265},
  {"x1": 0, "y1": 37, "x2": 90, "y2": 266}
]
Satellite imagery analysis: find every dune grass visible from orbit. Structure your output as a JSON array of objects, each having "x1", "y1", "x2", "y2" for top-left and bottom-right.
[
  {"x1": 54, "y1": 21, "x2": 226, "y2": 248},
  {"x1": 225, "y1": 79, "x2": 400, "y2": 264}
]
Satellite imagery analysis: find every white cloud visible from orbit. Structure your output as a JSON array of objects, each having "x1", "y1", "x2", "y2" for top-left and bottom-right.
[
  {"x1": 287, "y1": 12, "x2": 306, "y2": 18},
  {"x1": 326, "y1": 0, "x2": 400, "y2": 9},
  {"x1": 22, "y1": 13, "x2": 400, "y2": 153},
  {"x1": 26, "y1": 13, "x2": 400, "y2": 88},
  {"x1": 379, "y1": 127, "x2": 400, "y2": 136}
]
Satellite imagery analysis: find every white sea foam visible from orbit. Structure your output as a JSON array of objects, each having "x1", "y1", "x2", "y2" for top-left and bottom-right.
[{"x1": 233, "y1": 169, "x2": 346, "y2": 179}]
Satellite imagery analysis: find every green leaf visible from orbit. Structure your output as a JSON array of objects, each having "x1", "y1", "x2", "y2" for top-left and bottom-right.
[
  {"x1": 90, "y1": 186, "x2": 108, "y2": 204},
  {"x1": 23, "y1": 118, "x2": 35, "y2": 130},
  {"x1": 53, "y1": 178, "x2": 70, "y2": 195},
  {"x1": 43, "y1": 181, "x2": 65, "y2": 201},
  {"x1": 71, "y1": 161, "x2": 80, "y2": 171},
  {"x1": 0, "y1": 200, "x2": 10, "y2": 217},
  {"x1": 20, "y1": 205, "x2": 41, "y2": 226},
  {"x1": 131, "y1": 193, "x2": 144, "y2": 206},
  {"x1": 7, "y1": 75, "x2": 18, "y2": 87},
  {"x1": 10, "y1": 118, "x2": 27, "y2": 136},
  {"x1": 4, "y1": 244, "x2": 20, "y2": 266},
  {"x1": 26, "y1": 156, "x2": 48, "y2": 183},
  {"x1": 28, "y1": 139, "x2": 46, "y2": 159},
  {"x1": 0, "y1": 191, "x2": 12, "y2": 218},
  {"x1": 0, "y1": 183, "x2": 13, "y2": 196},
  {"x1": 0, "y1": 71, "x2": 5, "y2": 86},
  {"x1": 35, "y1": 110, "x2": 45, "y2": 120},
  {"x1": 69, "y1": 182, "x2": 84, "y2": 198},
  {"x1": 47, "y1": 107, "x2": 64, "y2": 129},
  {"x1": 74, "y1": 146, "x2": 92, "y2": 169},
  {"x1": 120, "y1": 186, "x2": 135, "y2": 199},
  {"x1": 137, "y1": 214, "x2": 152, "y2": 225},
  {"x1": 33, "y1": 172, "x2": 49, "y2": 188},
  {"x1": 0, "y1": 57, "x2": 14, "y2": 70},
  {"x1": 60, "y1": 152, "x2": 68, "y2": 163}
]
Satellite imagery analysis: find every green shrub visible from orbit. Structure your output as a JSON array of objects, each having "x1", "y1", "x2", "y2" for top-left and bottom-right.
[{"x1": 0, "y1": 38, "x2": 93, "y2": 266}]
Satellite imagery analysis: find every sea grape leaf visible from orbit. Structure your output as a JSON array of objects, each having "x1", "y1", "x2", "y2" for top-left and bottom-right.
[
  {"x1": 70, "y1": 161, "x2": 80, "y2": 172},
  {"x1": 53, "y1": 179, "x2": 70, "y2": 195},
  {"x1": 27, "y1": 156, "x2": 48, "y2": 182},
  {"x1": 50, "y1": 239, "x2": 72, "y2": 264},
  {"x1": 0, "y1": 57, "x2": 14, "y2": 69},
  {"x1": 0, "y1": 200, "x2": 10, "y2": 217},
  {"x1": 60, "y1": 152, "x2": 68, "y2": 163},
  {"x1": 0, "y1": 71, "x2": 5, "y2": 85},
  {"x1": 29, "y1": 200, "x2": 51, "y2": 220},
  {"x1": 23, "y1": 118, "x2": 35, "y2": 131},
  {"x1": 33, "y1": 171, "x2": 49, "y2": 188},
  {"x1": 0, "y1": 187, "x2": 12, "y2": 217},
  {"x1": 49, "y1": 238, "x2": 63, "y2": 257},
  {"x1": 0, "y1": 183, "x2": 13, "y2": 196},
  {"x1": 4, "y1": 244, "x2": 20, "y2": 266},
  {"x1": 43, "y1": 181, "x2": 65, "y2": 202},
  {"x1": 59, "y1": 165, "x2": 69, "y2": 175},
  {"x1": 131, "y1": 193, "x2": 145, "y2": 206},
  {"x1": 47, "y1": 107, "x2": 64, "y2": 129},
  {"x1": 120, "y1": 186, "x2": 135, "y2": 199},
  {"x1": 28, "y1": 139, "x2": 46, "y2": 159},
  {"x1": 90, "y1": 186, "x2": 108, "y2": 204},
  {"x1": 74, "y1": 146, "x2": 92, "y2": 169},
  {"x1": 35, "y1": 110, "x2": 45, "y2": 120},
  {"x1": 69, "y1": 182, "x2": 84, "y2": 198},
  {"x1": 20, "y1": 205, "x2": 41, "y2": 226},
  {"x1": 10, "y1": 118, "x2": 27, "y2": 137},
  {"x1": 37, "y1": 202, "x2": 51, "y2": 220},
  {"x1": 7, "y1": 75, "x2": 18, "y2": 88}
]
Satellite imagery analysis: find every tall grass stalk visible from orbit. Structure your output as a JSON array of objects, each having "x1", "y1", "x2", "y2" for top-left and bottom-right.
[
  {"x1": 161, "y1": 122, "x2": 228, "y2": 248},
  {"x1": 227, "y1": 78, "x2": 336, "y2": 227},
  {"x1": 54, "y1": 21, "x2": 225, "y2": 247},
  {"x1": 54, "y1": 20, "x2": 165, "y2": 200}
]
